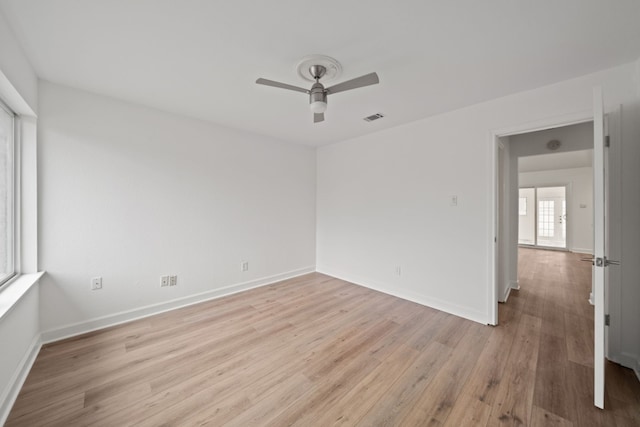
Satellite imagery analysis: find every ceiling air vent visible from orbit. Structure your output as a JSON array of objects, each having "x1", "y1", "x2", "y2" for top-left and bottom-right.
[{"x1": 363, "y1": 113, "x2": 384, "y2": 122}]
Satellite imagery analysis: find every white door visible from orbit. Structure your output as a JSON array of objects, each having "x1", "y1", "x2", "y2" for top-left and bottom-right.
[{"x1": 592, "y1": 87, "x2": 606, "y2": 409}]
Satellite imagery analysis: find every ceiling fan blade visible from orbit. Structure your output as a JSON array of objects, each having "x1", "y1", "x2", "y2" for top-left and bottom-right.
[
  {"x1": 256, "y1": 78, "x2": 309, "y2": 94},
  {"x1": 314, "y1": 112, "x2": 325, "y2": 123},
  {"x1": 326, "y1": 72, "x2": 379, "y2": 95}
]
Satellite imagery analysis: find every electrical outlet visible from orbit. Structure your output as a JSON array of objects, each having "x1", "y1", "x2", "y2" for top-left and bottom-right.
[
  {"x1": 169, "y1": 275, "x2": 177, "y2": 286},
  {"x1": 91, "y1": 277, "x2": 102, "y2": 290},
  {"x1": 241, "y1": 261, "x2": 249, "y2": 272},
  {"x1": 161, "y1": 276, "x2": 170, "y2": 287}
]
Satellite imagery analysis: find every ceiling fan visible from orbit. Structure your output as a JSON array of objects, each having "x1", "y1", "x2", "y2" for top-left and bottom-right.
[{"x1": 256, "y1": 64, "x2": 379, "y2": 123}]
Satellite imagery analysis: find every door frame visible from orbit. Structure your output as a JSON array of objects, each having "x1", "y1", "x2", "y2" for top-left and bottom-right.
[{"x1": 488, "y1": 111, "x2": 593, "y2": 325}]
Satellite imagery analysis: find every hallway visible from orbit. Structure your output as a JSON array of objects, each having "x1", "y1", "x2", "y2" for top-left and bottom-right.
[{"x1": 507, "y1": 247, "x2": 639, "y2": 426}]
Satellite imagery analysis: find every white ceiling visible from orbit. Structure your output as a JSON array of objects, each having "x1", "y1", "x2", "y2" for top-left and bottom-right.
[
  {"x1": 1, "y1": 1, "x2": 640, "y2": 146},
  {"x1": 519, "y1": 149, "x2": 593, "y2": 173}
]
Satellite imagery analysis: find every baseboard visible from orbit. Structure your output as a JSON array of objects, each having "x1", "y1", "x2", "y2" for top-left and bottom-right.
[
  {"x1": 501, "y1": 280, "x2": 520, "y2": 303},
  {"x1": 0, "y1": 334, "x2": 41, "y2": 426},
  {"x1": 500, "y1": 287, "x2": 511, "y2": 303},
  {"x1": 41, "y1": 266, "x2": 315, "y2": 344},
  {"x1": 609, "y1": 351, "x2": 640, "y2": 381},
  {"x1": 317, "y1": 267, "x2": 489, "y2": 325},
  {"x1": 617, "y1": 352, "x2": 640, "y2": 382}
]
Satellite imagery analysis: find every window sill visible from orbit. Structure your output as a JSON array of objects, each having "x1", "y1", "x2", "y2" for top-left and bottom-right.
[{"x1": 0, "y1": 272, "x2": 44, "y2": 321}]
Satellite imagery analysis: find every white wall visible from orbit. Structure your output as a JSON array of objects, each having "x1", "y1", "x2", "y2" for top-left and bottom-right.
[
  {"x1": 519, "y1": 168, "x2": 594, "y2": 253},
  {"x1": 0, "y1": 12, "x2": 37, "y2": 114},
  {"x1": 0, "y1": 284, "x2": 39, "y2": 420},
  {"x1": 0, "y1": 11, "x2": 40, "y2": 423},
  {"x1": 518, "y1": 188, "x2": 535, "y2": 245},
  {"x1": 317, "y1": 60, "x2": 640, "y2": 373},
  {"x1": 38, "y1": 82, "x2": 317, "y2": 340},
  {"x1": 510, "y1": 121, "x2": 594, "y2": 157}
]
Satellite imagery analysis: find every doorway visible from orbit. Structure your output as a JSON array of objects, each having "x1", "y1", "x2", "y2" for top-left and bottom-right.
[
  {"x1": 492, "y1": 96, "x2": 625, "y2": 410},
  {"x1": 519, "y1": 186, "x2": 568, "y2": 250},
  {"x1": 492, "y1": 119, "x2": 595, "y2": 325}
]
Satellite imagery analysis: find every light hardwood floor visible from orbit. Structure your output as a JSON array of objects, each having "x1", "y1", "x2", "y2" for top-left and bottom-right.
[{"x1": 6, "y1": 248, "x2": 640, "y2": 426}]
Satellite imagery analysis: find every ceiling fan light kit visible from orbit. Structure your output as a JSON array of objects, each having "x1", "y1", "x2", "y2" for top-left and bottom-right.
[{"x1": 256, "y1": 55, "x2": 379, "y2": 123}]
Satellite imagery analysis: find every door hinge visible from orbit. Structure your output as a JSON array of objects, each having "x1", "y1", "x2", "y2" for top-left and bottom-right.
[
  {"x1": 605, "y1": 135, "x2": 610, "y2": 147},
  {"x1": 605, "y1": 314, "x2": 610, "y2": 326}
]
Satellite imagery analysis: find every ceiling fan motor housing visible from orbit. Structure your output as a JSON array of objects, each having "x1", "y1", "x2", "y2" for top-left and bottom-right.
[{"x1": 310, "y1": 82, "x2": 327, "y2": 106}]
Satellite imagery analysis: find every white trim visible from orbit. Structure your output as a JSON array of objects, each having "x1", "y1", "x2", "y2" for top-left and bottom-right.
[
  {"x1": 488, "y1": 133, "x2": 499, "y2": 325},
  {"x1": 609, "y1": 352, "x2": 640, "y2": 381},
  {"x1": 500, "y1": 287, "x2": 511, "y2": 303},
  {"x1": 0, "y1": 70, "x2": 35, "y2": 117},
  {"x1": 499, "y1": 280, "x2": 520, "y2": 303},
  {"x1": 492, "y1": 111, "x2": 593, "y2": 137},
  {"x1": 318, "y1": 267, "x2": 489, "y2": 325},
  {"x1": 0, "y1": 334, "x2": 41, "y2": 426},
  {"x1": 41, "y1": 266, "x2": 315, "y2": 344},
  {"x1": 0, "y1": 272, "x2": 44, "y2": 321},
  {"x1": 589, "y1": 292, "x2": 595, "y2": 306},
  {"x1": 13, "y1": 113, "x2": 21, "y2": 279}
]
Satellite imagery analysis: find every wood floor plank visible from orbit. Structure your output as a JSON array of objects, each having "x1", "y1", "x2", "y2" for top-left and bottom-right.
[
  {"x1": 462, "y1": 307, "x2": 519, "y2": 406},
  {"x1": 564, "y1": 311, "x2": 594, "y2": 367},
  {"x1": 311, "y1": 344, "x2": 421, "y2": 426},
  {"x1": 399, "y1": 322, "x2": 492, "y2": 425},
  {"x1": 6, "y1": 252, "x2": 640, "y2": 426},
  {"x1": 443, "y1": 392, "x2": 492, "y2": 427},
  {"x1": 355, "y1": 341, "x2": 453, "y2": 427},
  {"x1": 433, "y1": 313, "x2": 472, "y2": 348},
  {"x1": 530, "y1": 405, "x2": 574, "y2": 426},
  {"x1": 3, "y1": 393, "x2": 85, "y2": 427},
  {"x1": 486, "y1": 313, "x2": 541, "y2": 426},
  {"x1": 566, "y1": 360, "x2": 619, "y2": 427},
  {"x1": 534, "y1": 333, "x2": 574, "y2": 420},
  {"x1": 264, "y1": 347, "x2": 384, "y2": 427}
]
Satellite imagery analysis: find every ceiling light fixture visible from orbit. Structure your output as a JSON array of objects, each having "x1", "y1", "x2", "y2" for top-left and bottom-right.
[
  {"x1": 547, "y1": 139, "x2": 561, "y2": 150},
  {"x1": 256, "y1": 56, "x2": 379, "y2": 123},
  {"x1": 309, "y1": 65, "x2": 328, "y2": 114}
]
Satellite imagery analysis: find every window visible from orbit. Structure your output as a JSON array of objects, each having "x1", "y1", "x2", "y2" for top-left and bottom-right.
[{"x1": 0, "y1": 99, "x2": 15, "y2": 286}]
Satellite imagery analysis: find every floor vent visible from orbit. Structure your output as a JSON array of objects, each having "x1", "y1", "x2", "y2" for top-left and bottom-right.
[{"x1": 363, "y1": 113, "x2": 384, "y2": 122}]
